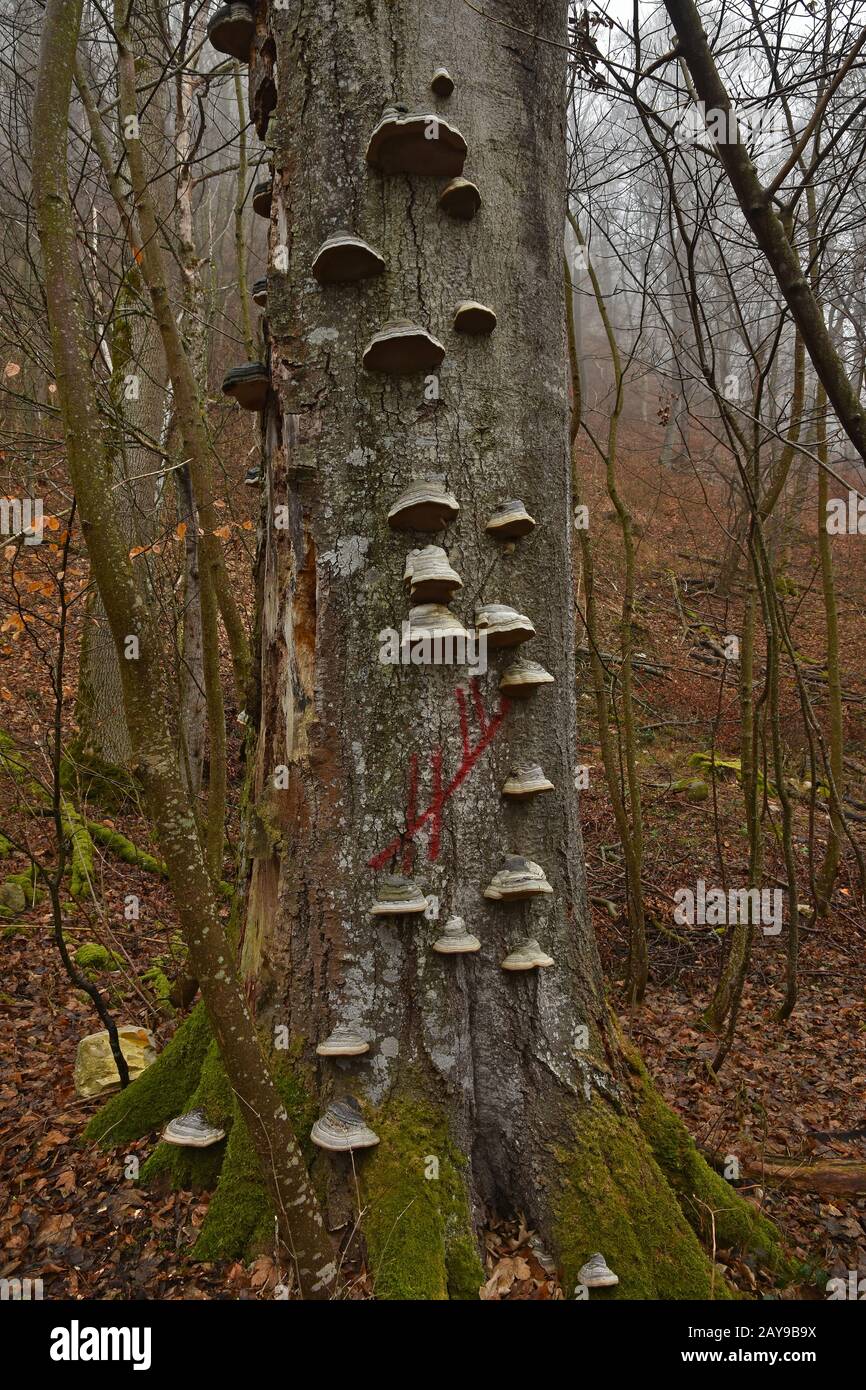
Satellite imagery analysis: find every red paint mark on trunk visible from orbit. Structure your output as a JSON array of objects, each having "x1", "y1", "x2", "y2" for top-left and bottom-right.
[{"x1": 369, "y1": 678, "x2": 509, "y2": 870}]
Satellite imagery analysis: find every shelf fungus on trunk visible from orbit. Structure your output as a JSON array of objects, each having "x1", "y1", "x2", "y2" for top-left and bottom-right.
[
  {"x1": 311, "y1": 1097, "x2": 380, "y2": 1152},
  {"x1": 388, "y1": 479, "x2": 460, "y2": 531},
  {"x1": 370, "y1": 873, "x2": 428, "y2": 916},
  {"x1": 577, "y1": 1253, "x2": 619, "y2": 1289},
  {"x1": 403, "y1": 545, "x2": 462, "y2": 601},
  {"x1": 252, "y1": 180, "x2": 272, "y2": 219},
  {"x1": 498, "y1": 657, "x2": 555, "y2": 698},
  {"x1": 312, "y1": 231, "x2": 386, "y2": 284},
  {"x1": 430, "y1": 66, "x2": 455, "y2": 97},
  {"x1": 486, "y1": 499, "x2": 535, "y2": 539},
  {"x1": 439, "y1": 176, "x2": 481, "y2": 221},
  {"x1": 221, "y1": 362, "x2": 270, "y2": 411},
  {"x1": 316, "y1": 1024, "x2": 370, "y2": 1057},
  {"x1": 501, "y1": 763, "x2": 555, "y2": 799},
  {"x1": 407, "y1": 603, "x2": 470, "y2": 645},
  {"x1": 432, "y1": 916, "x2": 481, "y2": 954},
  {"x1": 362, "y1": 320, "x2": 446, "y2": 375},
  {"x1": 475, "y1": 601, "x2": 535, "y2": 648},
  {"x1": 453, "y1": 299, "x2": 497, "y2": 335},
  {"x1": 484, "y1": 855, "x2": 554, "y2": 901},
  {"x1": 162, "y1": 1107, "x2": 226, "y2": 1149},
  {"x1": 251, "y1": 277, "x2": 268, "y2": 308},
  {"x1": 500, "y1": 937, "x2": 555, "y2": 971},
  {"x1": 206, "y1": 2, "x2": 255, "y2": 63},
  {"x1": 365, "y1": 105, "x2": 467, "y2": 177}
]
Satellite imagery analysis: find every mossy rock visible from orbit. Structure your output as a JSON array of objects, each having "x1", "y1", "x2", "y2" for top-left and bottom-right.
[
  {"x1": 0, "y1": 881, "x2": 27, "y2": 914},
  {"x1": 74, "y1": 942, "x2": 122, "y2": 972},
  {"x1": 671, "y1": 777, "x2": 709, "y2": 802}
]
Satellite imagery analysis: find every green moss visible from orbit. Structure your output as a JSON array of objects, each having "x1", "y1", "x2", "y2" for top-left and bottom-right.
[
  {"x1": 61, "y1": 747, "x2": 137, "y2": 814},
  {"x1": 1, "y1": 922, "x2": 31, "y2": 940},
  {"x1": 85, "y1": 820, "x2": 167, "y2": 877},
  {"x1": 61, "y1": 798, "x2": 94, "y2": 898},
  {"x1": 141, "y1": 966, "x2": 173, "y2": 1007},
  {"x1": 552, "y1": 1099, "x2": 734, "y2": 1299},
  {"x1": 361, "y1": 1098, "x2": 484, "y2": 1301},
  {"x1": 73, "y1": 942, "x2": 121, "y2": 971},
  {"x1": 634, "y1": 1055, "x2": 793, "y2": 1278},
  {"x1": 191, "y1": 1098, "x2": 272, "y2": 1259},
  {"x1": 84, "y1": 1002, "x2": 212, "y2": 1146},
  {"x1": 191, "y1": 1052, "x2": 319, "y2": 1261},
  {"x1": 0, "y1": 865, "x2": 39, "y2": 917},
  {"x1": 140, "y1": 1042, "x2": 234, "y2": 1189}
]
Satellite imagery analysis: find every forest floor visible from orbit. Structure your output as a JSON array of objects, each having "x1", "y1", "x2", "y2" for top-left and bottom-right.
[{"x1": 1, "y1": 423, "x2": 864, "y2": 1300}]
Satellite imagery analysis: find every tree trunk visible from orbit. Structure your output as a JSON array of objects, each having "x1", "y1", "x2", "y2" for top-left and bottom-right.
[{"x1": 230, "y1": 0, "x2": 785, "y2": 1298}]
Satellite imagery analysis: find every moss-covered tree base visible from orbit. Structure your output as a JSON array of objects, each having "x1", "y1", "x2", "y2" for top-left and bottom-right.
[
  {"x1": 83, "y1": 1017, "x2": 793, "y2": 1299},
  {"x1": 359, "y1": 1097, "x2": 485, "y2": 1301}
]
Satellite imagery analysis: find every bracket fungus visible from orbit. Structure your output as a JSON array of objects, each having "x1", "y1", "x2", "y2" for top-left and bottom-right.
[
  {"x1": 498, "y1": 658, "x2": 555, "y2": 698},
  {"x1": 366, "y1": 106, "x2": 467, "y2": 177},
  {"x1": 439, "y1": 176, "x2": 481, "y2": 221},
  {"x1": 312, "y1": 231, "x2": 386, "y2": 284},
  {"x1": 251, "y1": 180, "x2": 272, "y2": 219},
  {"x1": 500, "y1": 937, "x2": 555, "y2": 971},
  {"x1": 408, "y1": 603, "x2": 470, "y2": 644},
  {"x1": 370, "y1": 873, "x2": 428, "y2": 916},
  {"x1": 475, "y1": 601, "x2": 535, "y2": 648},
  {"x1": 577, "y1": 1253, "x2": 620, "y2": 1289},
  {"x1": 316, "y1": 1024, "x2": 370, "y2": 1057},
  {"x1": 430, "y1": 66, "x2": 455, "y2": 97},
  {"x1": 162, "y1": 1107, "x2": 226, "y2": 1149},
  {"x1": 221, "y1": 362, "x2": 270, "y2": 411},
  {"x1": 251, "y1": 277, "x2": 268, "y2": 308},
  {"x1": 388, "y1": 480, "x2": 460, "y2": 531},
  {"x1": 453, "y1": 299, "x2": 497, "y2": 335},
  {"x1": 483, "y1": 855, "x2": 553, "y2": 901},
  {"x1": 311, "y1": 1097, "x2": 380, "y2": 1152},
  {"x1": 362, "y1": 320, "x2": 446, "y2": 375},
  {"x1": 486, "y1": 499, "x2": 535, "y2": 539},
  {"x1": 501, "y1": 763, "x2": 554, "y2": 799},
  {"x1": 403, "y1": 546, "x2": 462, "y2": 602},
  {"x1": 432, "y1": 916, "x2": 481, "y2": 954},
  {"x1": 206, "y1": 2, "x2": 255, "y2": 62}
]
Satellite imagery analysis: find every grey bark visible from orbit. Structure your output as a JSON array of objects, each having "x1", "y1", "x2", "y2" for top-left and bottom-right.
[{"x1": 242, "y1": 0, "x2": 613, "y2": 1229}]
